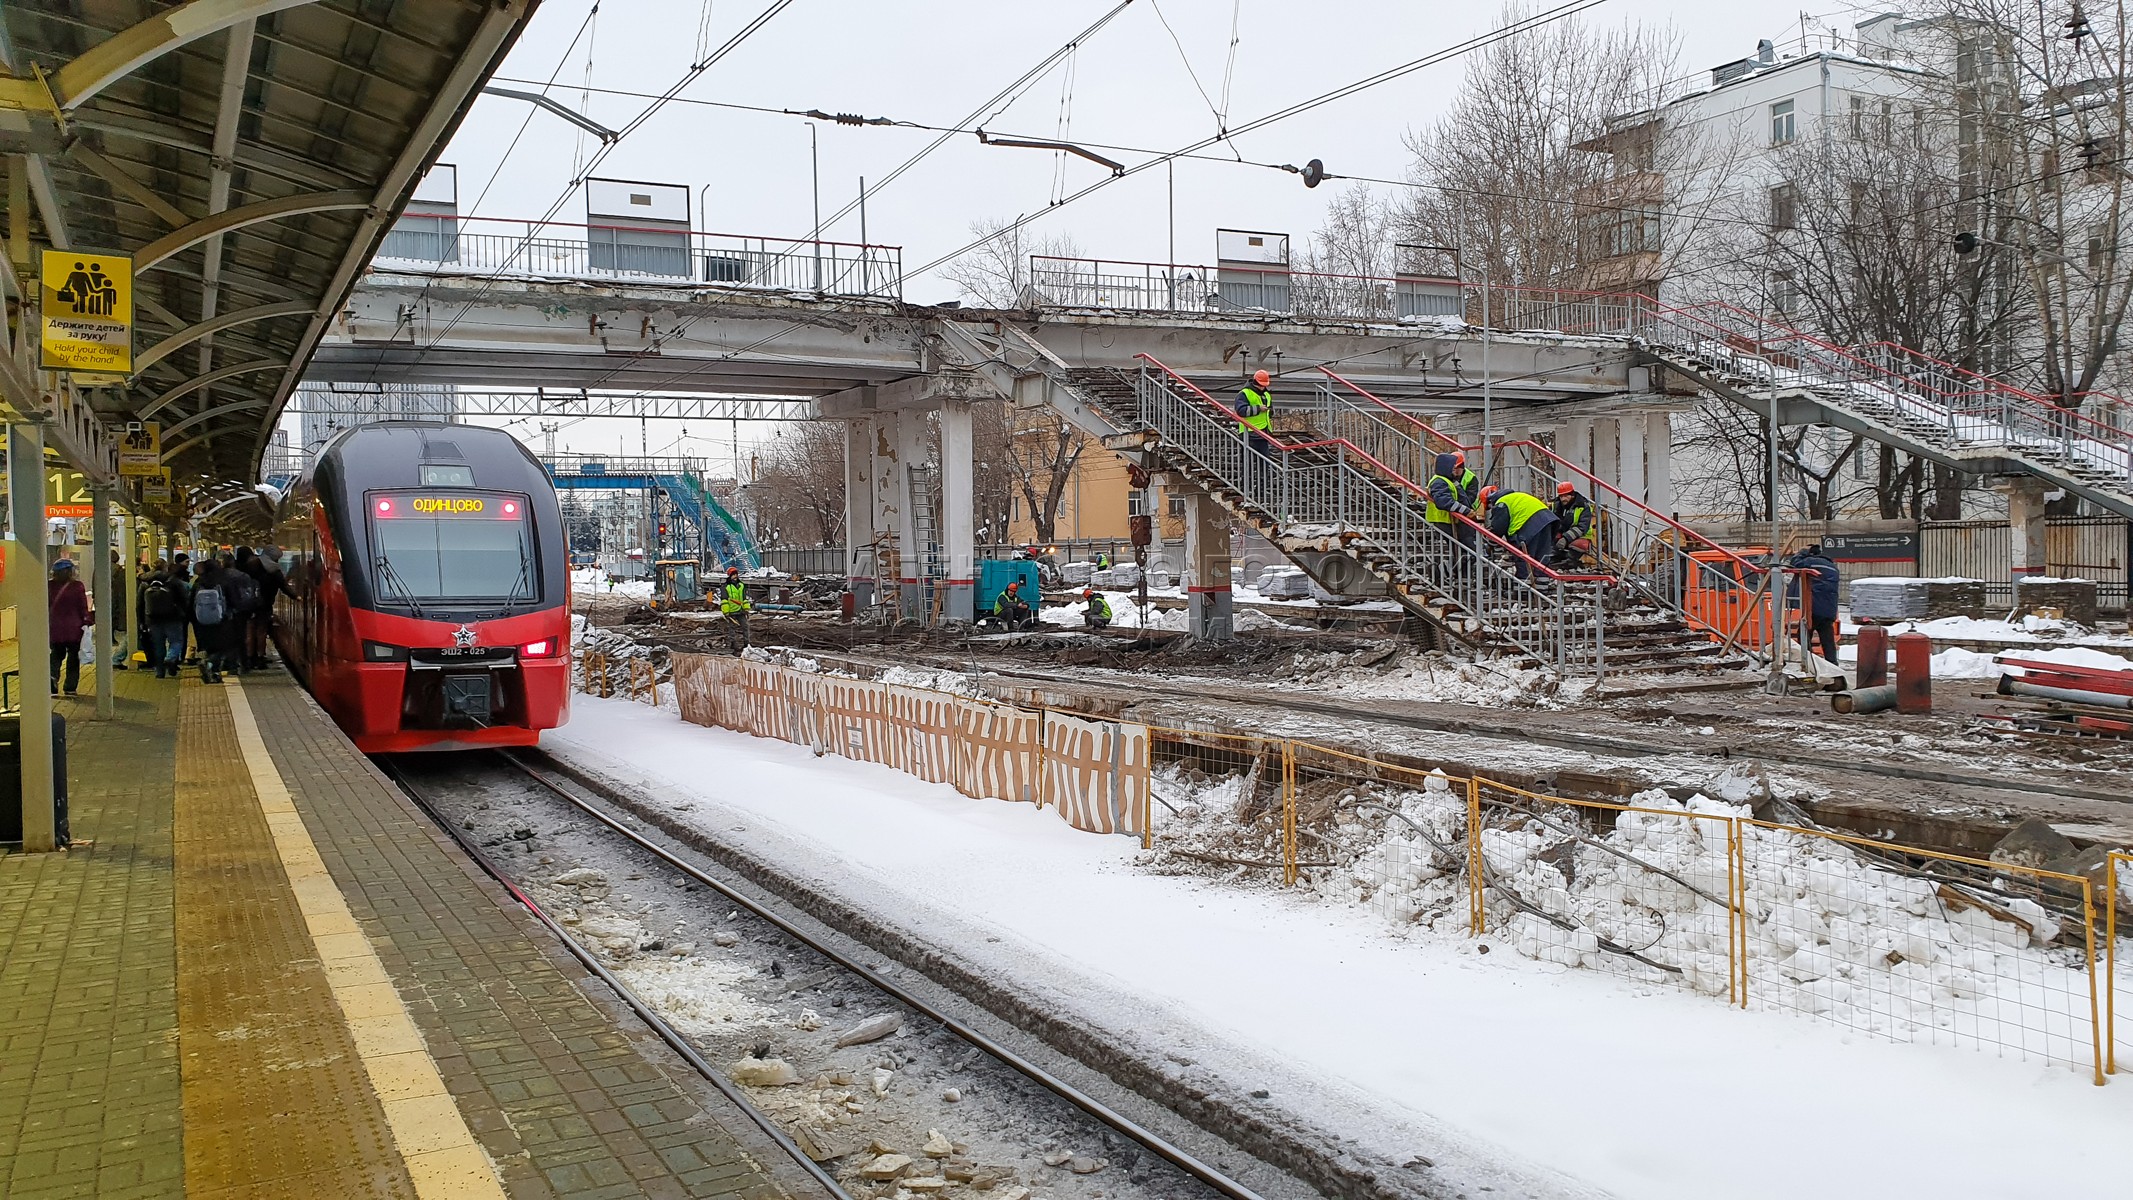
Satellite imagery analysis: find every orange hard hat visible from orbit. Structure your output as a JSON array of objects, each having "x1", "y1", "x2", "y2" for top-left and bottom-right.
[
  {"x1": 1083, "y1": 588, "x2": 1096, "y2": 598},
  {"x1": 1478, "y1": 485, "x2": 1498, "y2": 504},
  {"x1": 1556, "y1": 481, "x2": 1576, "y2": 496},
  {"x1": 1253, "y1": 369, "x2": 1271, "y2": 387},
  {"x1": 1452, "y1": 452, "x2": 1465, "y2": 468}
]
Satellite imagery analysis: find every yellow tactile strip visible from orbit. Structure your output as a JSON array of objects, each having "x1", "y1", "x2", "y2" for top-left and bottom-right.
[
  {"x1": 174, "y1": 679, "x2": 414, "y2": 1198},
  {"x1": 223, "y1": 680, "x2": 511, "y2": 1200}
]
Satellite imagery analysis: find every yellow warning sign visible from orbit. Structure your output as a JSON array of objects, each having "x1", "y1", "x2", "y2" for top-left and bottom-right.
[
  {"x1": 40, "y1": 249, "x2": 133, "y2": 373},
  {"x1": 118, "y1": 422, "x2": 162, "y2": 476}
]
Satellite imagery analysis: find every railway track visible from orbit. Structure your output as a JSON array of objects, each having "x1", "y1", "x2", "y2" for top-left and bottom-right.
[{"x1": 386, "y1": 751, "x2": 1282, "y2": 1200}]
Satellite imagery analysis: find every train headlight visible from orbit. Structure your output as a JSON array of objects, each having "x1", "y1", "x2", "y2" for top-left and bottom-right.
[
  {"x1": 362, "y1": 640, "x2": 408, "y2": 662},
  {"x1": 520, "y1": 638, "x2": 558, "y2": 658}
]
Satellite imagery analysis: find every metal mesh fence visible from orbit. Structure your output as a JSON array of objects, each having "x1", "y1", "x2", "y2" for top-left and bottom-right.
[
  {"x1": 1737, "y1": 821, "x2": 2101, "y2": 1078},
  {"x1": 660, "y1": 653, "x2": 2118, "y2": 1083},
  {"x1": 1475, "y1": 779, "x2": 1742, "y2": 1001}
]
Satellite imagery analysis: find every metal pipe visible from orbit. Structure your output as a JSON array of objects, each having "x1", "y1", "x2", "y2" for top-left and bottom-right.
[
  {"x1": 1832, "y1": 684, "x2": 1898, "y2": 714},
  {"x1": 2003, "y1": 679, "x2": 2133, "y2": 709}
]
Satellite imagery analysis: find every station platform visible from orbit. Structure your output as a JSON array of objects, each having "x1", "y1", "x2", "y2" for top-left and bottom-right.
[{"x1": 0, "y1": 663, "x2": 819, "y2": 1200}]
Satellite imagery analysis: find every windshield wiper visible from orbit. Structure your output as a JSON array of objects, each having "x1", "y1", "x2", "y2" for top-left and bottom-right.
[
  {"x1": 499, "y1": 549, "x2": 534, "y2": 616},
  {"x1": 373, "y1": 555, "x2": 426, "y2": 619}
]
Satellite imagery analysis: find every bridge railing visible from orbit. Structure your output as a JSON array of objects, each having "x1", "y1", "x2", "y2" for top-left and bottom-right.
[
  {"x1": 374, "y1": 214, "x2": 902, "y2": 299},
  {"x1": 1029, "y1": 255, "x2": 1468, "y2": 324}
]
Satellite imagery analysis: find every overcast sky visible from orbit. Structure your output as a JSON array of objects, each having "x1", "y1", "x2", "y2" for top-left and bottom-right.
[{"x1": 339, "y1": 1, "x2": 1900, "y2": 463}]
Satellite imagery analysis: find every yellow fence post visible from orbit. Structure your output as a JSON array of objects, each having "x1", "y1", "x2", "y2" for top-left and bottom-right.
[
  {"x1": 2083, "y1": 880, "x2": 2104, "y2": 1087},
  {"x1": 2109, "y1": 852, "x2": 2123, "y2": 1077},
  {"x1": 1732, "y1": 818, "x2": 1749, "y2": 1009},
  {"x1": 1280, "y1": 741, "x2": 1297, "y2": 889},
  {"x1": 1466, "y1": 776, "x2": 1484, "y2": 935}
]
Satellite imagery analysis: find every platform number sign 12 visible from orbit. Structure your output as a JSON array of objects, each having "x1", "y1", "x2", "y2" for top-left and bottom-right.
[{"x1": 39, "y1": 249, "x2": 134, "y2": 375}]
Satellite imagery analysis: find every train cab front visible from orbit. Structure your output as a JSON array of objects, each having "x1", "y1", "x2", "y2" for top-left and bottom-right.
[{"x1": 342, "y1": 487, "x2": 571, "y2": 752}]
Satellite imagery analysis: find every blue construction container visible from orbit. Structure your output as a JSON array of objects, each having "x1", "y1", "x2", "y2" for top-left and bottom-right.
[{"x1": 975, "y1": 560, "x2": 1042, "y2": 616}]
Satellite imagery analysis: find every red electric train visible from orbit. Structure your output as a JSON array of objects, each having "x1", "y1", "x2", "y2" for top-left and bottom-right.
[{"x1": 273, "y1": 422, "x2": 571, "y2": 752}]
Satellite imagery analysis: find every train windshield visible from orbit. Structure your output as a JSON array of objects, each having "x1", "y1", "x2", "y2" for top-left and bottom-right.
[{"x1": 367, "y1": 491, "x2": 536, "y2": 603}]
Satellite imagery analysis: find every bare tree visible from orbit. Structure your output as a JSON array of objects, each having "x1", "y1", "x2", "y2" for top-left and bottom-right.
[
  {"x1": 1396, "y1": 4, "x2": 1716, "y2": 289},
  {"x1": 1296, "y1": 184, "x2": 1398, "y2": 277},
  {"x1": 1931, "y1": 0, "x2": 2133, "y2": 410},
  {"x1": 744, "y1": 420, "x2": 846, "y2": 547},
  {"x1": 939, "y1": 217, "x2": 1085, "y2": 307},
  {"x1": 971, "y1": 399, "x2": 1089, "y2": 544}
]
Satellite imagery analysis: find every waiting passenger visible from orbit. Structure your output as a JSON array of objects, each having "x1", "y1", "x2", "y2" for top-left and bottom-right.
[
  {"x1": 142, "y1": 563, "x2": 190, "y2": 679},
  {"x1": 191, "y1": 560, "x2": 234, "y2": 684},
  {"x1": 47, "y1": 560, "x2": 89, "y2": 698}
]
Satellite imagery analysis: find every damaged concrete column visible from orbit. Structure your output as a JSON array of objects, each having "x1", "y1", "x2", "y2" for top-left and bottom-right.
[
  {"x1": 1615, "y1": 411, "x2": 1650, "y2": 538},
  {"x1": 871, "y1": 412, "x2": 908, "y2": 617},
  {"x1": 843, "y1": 416, "x2": 877, "y2": 610},
  {"x1": 940, "y1": 402, "x2": 976, "y2": 622},
  {"x1": 1643, "y1": 411, "x2": 1675, "y2": 520},
  {"x1": 1589, "y1": 417, "x2": 1621, "y2": 495},
  {"x1": 893, "y1": 411, "x2": 928, "y2": 620},
  {"x1": 1183, "y1": 489, "x2": 1234, "y2": 641},
  {"x1": 2004, "y1": 475, "x2": 2050, "y2": 581}
]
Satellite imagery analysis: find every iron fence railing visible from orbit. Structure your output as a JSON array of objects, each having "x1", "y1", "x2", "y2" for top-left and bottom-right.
[
  {"x1": 1308, "y1": 370, "x2": 1793, "y2": 657},
  {"x1": 373, "y1": 215, "x2": 902, "y2": 300},
  {"x1": 1129, "y1": 360, "x2": 1610, "y2": 675}
]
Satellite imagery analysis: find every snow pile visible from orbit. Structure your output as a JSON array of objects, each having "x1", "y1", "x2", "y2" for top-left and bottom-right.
[
  {"x1": 1842, "y1": 641, "x2": 2133, "y2": 679},
  {"x1": 571, "y1": 620, "x2": 671, "y2": 699},
  {"x1": 1320, "y1": 782, "x2": 2096, "y2": 1055},
  {"x1": 876, "y1": 664, "x2": 982, "y2": 697},
  {"x1": 1296, "y1": 650, "x2": 1585, "y2": 708},
  {"x1": 1036, "y1": 591, "x2": 1284, "y2": 633},
  {"x1": 612, "y1": 957, "x2": 773, "y2": 1036}
]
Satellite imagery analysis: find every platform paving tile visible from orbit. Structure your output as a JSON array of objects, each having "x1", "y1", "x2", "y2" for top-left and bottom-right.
[
  {"x1": 0, "y1": 670, "x2": 185, "y2": 1199},
  {"x1": 243, "y1": 673, "x2": 808, "y2": 1200}
]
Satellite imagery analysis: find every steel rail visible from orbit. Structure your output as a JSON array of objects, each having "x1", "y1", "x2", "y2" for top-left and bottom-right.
[
  {"x1": 379, "y1": 760, "x2": 856, "y2": 1200},
  {"x1": 490, "y1": 751, "x2": 1270, "y2": 1200}
]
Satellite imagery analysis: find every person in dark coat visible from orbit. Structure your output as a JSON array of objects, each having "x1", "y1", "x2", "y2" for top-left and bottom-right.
[
  {"x1": 48, "y1": 560, "x2": 90, "y2": 697},
  {"x1": 109, "y1": 549, "x2": 130, "y2": 670},
  {"x1": 1787, "y1": 545, "x2": 1842, "y2": 663},
  {"x1": 190, "y1": 559, "x2": 234, "y2": 683}
]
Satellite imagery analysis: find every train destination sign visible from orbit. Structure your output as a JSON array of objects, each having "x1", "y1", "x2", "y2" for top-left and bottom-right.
[{"x1": 371, "y1": 493, "x2": 525, "y2": 519}]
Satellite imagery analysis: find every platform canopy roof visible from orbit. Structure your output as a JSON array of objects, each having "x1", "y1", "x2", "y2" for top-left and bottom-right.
[{"x1": 0, "y1": 0, "x2": 539, "y2": 510}]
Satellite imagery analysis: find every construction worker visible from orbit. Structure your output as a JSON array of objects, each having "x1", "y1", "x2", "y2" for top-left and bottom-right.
[
  {"x1": 1479, "y1": 486, "x2": 1560, "y2": 581},
  {"x1": 1425, "y1": 451, "x2": 1481, "y2": 553},
  {"x1": 1235, "y1": 369, "x2": 1274, "y2": 456},
  {"x1": 1551, "y1": 481, "x2": 1598, "y2": 568},
  {"x1": 1786, "y1": 544, "x2": 1842, "y2": 664},
  {"x1": 1095, "y1": 550, "x2": 1111, "y2": 571},
  {"x1": 993, "y1": 580, "x2": 1036, "y2": 631},
  {"x1": 1082, "y1": 588, "x2": 1112, "y2": 631},
  {"x1": 720, "y1": 566, "x2": 752, "y2": 650}
]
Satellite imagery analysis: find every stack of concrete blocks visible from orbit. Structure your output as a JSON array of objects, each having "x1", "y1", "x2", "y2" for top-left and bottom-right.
[
  {"x1": 1254, "y1": 566, "x2": 1312, "y2": 599},
  {"x1": 2015, "y1": 578, "x2": 2098, "y2": 626},
  {"x1": 1061, "y1": 560, "x2": 1095, "y2": 586},
  {"x1": 1850, "y1": 577, "x2": 1986, "y2": 622}
]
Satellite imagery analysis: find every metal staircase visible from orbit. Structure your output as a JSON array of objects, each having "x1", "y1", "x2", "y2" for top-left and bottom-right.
[
  {"x1": 1062, "y1": 357, "x2": 1757, "y2": 680},
  {"x1": 1495, "y1": 291, "x2": 2133, "y2": 519}
]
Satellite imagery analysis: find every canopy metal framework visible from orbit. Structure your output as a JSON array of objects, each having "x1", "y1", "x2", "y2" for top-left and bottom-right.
[{"x1": 1, "y1": 0, "x2": 541, "y2": 504}]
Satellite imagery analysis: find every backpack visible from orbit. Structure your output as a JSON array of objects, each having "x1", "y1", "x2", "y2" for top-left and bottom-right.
[
  {"x1": 193, "y1": 585, "x2": 226, "y2": 626},
  {"x1": 145, "y1": 578, "x2": 180, "y2": 621},
  {"x1": 224, "y1": 570, "x2": 261, "y2": 614}
]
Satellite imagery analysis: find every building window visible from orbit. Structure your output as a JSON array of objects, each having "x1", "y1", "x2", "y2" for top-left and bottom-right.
[
  {"x1": 1770, "y1": 98, "x2": 1796, "y2": 145},
  {"x1": 1770, "y1": 271, "x2": 1798, "y2": 315},
  {"x1": 1769, "y1": 184, "x2": 1798, "y2": 231},
  {"x1": 1848, "y1": 95, "x2": 1864, "y2": 137},
  {"x1": 1167, "y1": 492, "x2": 1186, "y2": 519}
]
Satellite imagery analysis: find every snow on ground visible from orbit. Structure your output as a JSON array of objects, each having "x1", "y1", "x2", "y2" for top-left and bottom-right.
[
  {"x1": 1038, "y1": 591, "x2": 1284, "y2": 633},
  {"x1": 572, "y1": 567, "x2": 654, "y2": 600},
  {"x1": 1289, "y1": 651, "x2": 1590, "y2": 708},
  {"x1": 1839, "y1": 640, "x2": 2133, "y2": 680},
  {"x1": 549, "y1": 699, "x2": 2133, "y2": 1200},
  {"x1": 1841, "y1": 613, "x2": 2133, "y2": 646}
]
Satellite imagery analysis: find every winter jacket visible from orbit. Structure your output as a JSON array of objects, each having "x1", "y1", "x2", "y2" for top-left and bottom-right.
[
  {"x1": 1426, "y1": 453, "x2": 1478, "y2": 524},
  {"x1": 1486, "y1": 491, "x2": 1552, "y2": 538},
  {"x1": 48, "y1": 578, "x2": 89, "y2": 645},
  {"x1": 1787, "y1": 552, "x2": 1841, "y2": 620}
]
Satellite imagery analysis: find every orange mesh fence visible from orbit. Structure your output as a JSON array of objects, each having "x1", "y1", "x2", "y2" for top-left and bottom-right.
[
  {"x1": 1736, "y1": 820, "x2": 2102, "y2": 1082},
  {"x1": 887, "y1": 685, "x2": 960, "y2": 787},
  {"x1": 955, "y1": 698, "x2": 1041, "y2": 806},
  {"x1": 1474, "y1": 778, "x2": 1743, "y2": 1002},
  {"x1": 1039, "y1": 711, "x2": 1151, "y2": 840}
]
